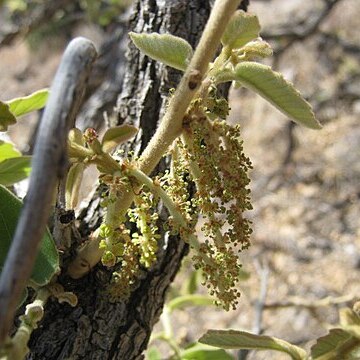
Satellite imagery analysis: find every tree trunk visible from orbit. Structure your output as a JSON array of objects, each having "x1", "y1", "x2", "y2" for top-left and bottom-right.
[{"x1": 27, "y1": 1, "x2": 213, "y2": 359}]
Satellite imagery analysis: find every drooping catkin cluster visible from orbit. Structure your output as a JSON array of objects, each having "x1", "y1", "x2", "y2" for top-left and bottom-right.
[
  {"x1": 178, "y1": 106, "x2": 253, "y2": 310},
  {"x1": 159, "y1": 151, "x2": 195, "y2": 234},
  {"x1": 128, "y1": 190, "x2": 160, "y2": 268},
  {"x1": 99, "y1": 176, "x2": 160, "y2": 300},
  {"x1": 94, "y1": 91, "x2": 252, "y2": 309}
]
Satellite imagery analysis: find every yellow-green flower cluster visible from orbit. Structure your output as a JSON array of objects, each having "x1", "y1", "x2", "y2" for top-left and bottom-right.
[
  {"x1": 99, "y1": 185, "x2": 161, "y2": 300},
  {"x1": 128, "y1": 189, "x2": 160, "y2": 268},
  {"x1": 180, "y1": 109, "x2": 252, "y2": 310},
  {"x1": 107, "y1": 230, "x2": 141, "y2": 300},
  {"x1": 159, "y1": 150, "x2": 195, "y2": 234}
]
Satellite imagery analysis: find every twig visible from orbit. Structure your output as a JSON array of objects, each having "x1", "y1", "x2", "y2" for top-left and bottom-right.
[
  {"x1": 0, "y1": 37, "x2": 97, "y2": 345},
  {"x1": 263, "y1": 294, "x2": 356, "y2": 310}
]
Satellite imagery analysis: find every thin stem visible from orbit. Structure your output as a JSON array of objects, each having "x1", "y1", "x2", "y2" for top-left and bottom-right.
[
  {"x1": 137, "y1": 0, "x2": 241, "y2": 175},
  {"x1": 2, "y1": 288, "x2": 50, "y2": 360}
]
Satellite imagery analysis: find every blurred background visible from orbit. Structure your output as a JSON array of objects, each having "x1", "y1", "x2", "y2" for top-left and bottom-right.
[{"x1": 0, "y1": 0, "x2": 359, "y2": 359}]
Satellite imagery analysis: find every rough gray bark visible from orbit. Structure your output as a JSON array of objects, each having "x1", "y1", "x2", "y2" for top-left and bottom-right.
[{"x1": 27, "y1": 1, "x2": 213, "y2": 359}]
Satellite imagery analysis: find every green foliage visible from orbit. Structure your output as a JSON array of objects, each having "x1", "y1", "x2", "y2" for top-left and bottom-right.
[
  {"x1": 7, "y1": 89, "x2": 49, "y2": 118},
  {"x1": 0, "y1": 185, "x2": 59, "y2": 287},
  {"x1": 0, "y1": 140, "x2": 20, "y2": 161},
  {"x1": 0, "y1": 89, "x2": 49, "y2": 131},
  {"x1": 65, "y1": 162, "x2": 85, "y2": 209},
  {"x1": 310, "y1": 308, "x2": 360, "y2": 359},
  {"x1": 221, "y1": 10, "x2": 260, "y2": 49},
  {"x1": 0, "y1": 156, "x2": 31, "y2": 186},
  {"x1": 199, "y1": 329, "x2": 307, "y2": 360},
  {"x1": 129, "y1": 32, "x2": 193, "y2": 71},
  {"x1": 0, "y1": 101, "x2": 17, "y2": 131},
  {"x1": 0, "y1": 141, "x2": 31, "y2": 186},
  {"x1": 227, "y1": 62, "x2": 321, "y2": 129},
  {"x1": 101, "y1": 125, "x2": 138, "y2": 153},
  {"x1": 180, "y1": 343, "x2": 234, "y2": 360},
  {"x1": 199, "y1": 305, "x2": 360, "y2": 360}
]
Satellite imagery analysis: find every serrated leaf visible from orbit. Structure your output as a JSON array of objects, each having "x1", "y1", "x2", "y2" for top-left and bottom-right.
[
  {"x1": 310, "y1": 328, "x2": 353, "y2": 359},
  {"x1": 181, "y1": 343, "x2": 234, "y2": 360},
  {"x1": 0, "y1": 140, "x2": 21, "y2": 161},
  {"x1": 0, "y1": 156, "x2": 32, "y2": 186},
  {"x1": 6, "y1": 88, "x2": 49, "y2": 117},
  {"x1": 232, "y1": 62, "x2": 321, "y2": 129},
  {"x1": 65, "y1": 162, "x2": 85, "y2": 209},
  {"x1": 129, "y1": 32, "x2": 193, "y2": 71},
  {"x1": 167, "y1": 294, "x2": 215, "y2": 313},
  {"x1": 101, "y1": 124, "x2": 138, "y2": 153},
  {"x1": 0, "y1": 101, "x2": 17, "y2": 132},
  {"x1": 199, "y1": 330, "x2": 307, "y2": 360},
  {"x1": 221, "y1": 10, "x2": 261, "y2": 49},
  {"x1": 0, "y1": 185, "x2": 59, "y2": 286}
]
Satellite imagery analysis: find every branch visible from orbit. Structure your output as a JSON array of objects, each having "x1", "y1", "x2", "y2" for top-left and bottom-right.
[
  {"x1": 263, "y1": 294, "x2": 356, "y2": 310},
  {"x1": 68, "y1": 0, "x2": 242, "y2": 279},
  {"x1": 0, "y1": 37, "x2": 97, "y2": 345}
]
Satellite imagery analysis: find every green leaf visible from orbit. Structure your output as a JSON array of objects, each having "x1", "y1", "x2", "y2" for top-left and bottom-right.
[
  {"x1": 0, "y1": 101, "x2": 17, "y2": 132},
  {"x1": 0, "y1": 140, "x2": 21, "y2": 161},
  {"x1": 167, "y1": 294, "x2": 215, "y2": 313},
  {"x1": 310, "y1": 328, "x2": 354, "y2": 359},
  {"x1": 237, "y1": 39, "x2": 273, "y2": 60},
  {"x1": 101, "y1": 124, "x2": 138, "y2": 153},
  {"x1": 199, "y1": 330, "x2": 307, "y2": 360},
  {"x1": 0, "y1": 156, "x2": 32, "y2": 186},
  {"x1": 181, "y1": 343, "x2": 234, "y2": 360},
  {"x1": 65, "y1": 162, "x2": 85, "y2": 209},
  {"x1": 231, "y1": 62, "x2": 322, "y2": 129},
  {"x1": 6, "y1": 88, "x2": 49, "y2": 117},
  {"x1": 129, "y1": 32, "x2": 193, "y2": 71},
  {"x1": 221, "y1": 10, "x2": 261, "y2": 49},
  {"x1": 0, "y1": 185, "x2": 59, "y2": 287},
  {"x1": 68, "y1": 128, "x2": 85, "y2": 146}
]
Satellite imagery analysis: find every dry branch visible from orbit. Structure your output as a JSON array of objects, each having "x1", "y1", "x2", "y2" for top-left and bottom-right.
[{"x1": 0, "y1": 37, "x2": 97, "y2": 345}]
